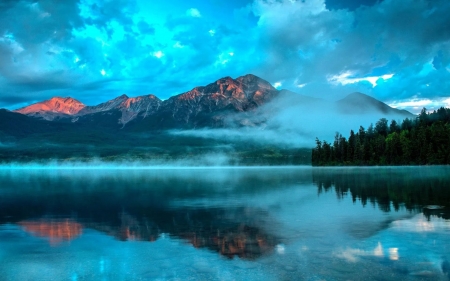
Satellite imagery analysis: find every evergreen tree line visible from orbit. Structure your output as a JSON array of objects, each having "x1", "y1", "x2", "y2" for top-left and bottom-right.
[{"x1": 312, "y1": 107, "x2": 450, "y2": 166}]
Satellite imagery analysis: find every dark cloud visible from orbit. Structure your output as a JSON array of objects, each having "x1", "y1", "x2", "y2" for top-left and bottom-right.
[
  {"x1": 326, "y1": 0, "x2": 381, "y2": 10},
  {"x1": 0, "y1": 0, "x2": 83, "y2": 47},
  {"x1": 244, "y1": 0, "x2": 450, "y2": 106},
  {"x1": 0, "y1": 0, "x2": 24, "y2": 10},
  {"x1": 81, "y1": 0, "x2": 137, "y2": 31},
  {"x1": 0, "y1": 0, "x2": 449, "y2": 114},
  {"x1": 7, "y1": 73, "x2": 73, "y2": 92},
  {"x1": 0, "y1": 95, "x2": 35, "y2": 108},
  {"x1": 137, "y1": 21, "x2": 155, "y2": 35},
  {"x1": 75, "y1": 78, "x2": 122, "y2": 91}
]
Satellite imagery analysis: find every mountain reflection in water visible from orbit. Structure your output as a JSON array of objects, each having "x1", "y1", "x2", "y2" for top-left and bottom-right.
[
  {"x1": 1, "y1": 167, "x2": 450, "y2": 280},
  {"x1": 82, "y1": 208, "x2": 277, "y2": 259},
  {"x1": 0, "y1": 168, "x2": 295, "y2": 259},
  {"x1": 18, "y1": 219, "x2": 83, "y2": 245}
]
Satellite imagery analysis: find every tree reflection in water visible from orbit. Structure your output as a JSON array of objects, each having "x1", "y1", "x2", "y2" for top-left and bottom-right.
[{"x1": 312, "y1": 167, "x2": 450, "y2": 219}]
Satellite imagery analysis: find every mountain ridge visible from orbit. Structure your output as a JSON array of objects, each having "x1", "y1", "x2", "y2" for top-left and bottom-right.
[
  {"x1": 10, "y1": 74, "x2": 414, "y2": 129},
  {"x1": 15, "y1": 97, "x2": 86, "y2": 121}
]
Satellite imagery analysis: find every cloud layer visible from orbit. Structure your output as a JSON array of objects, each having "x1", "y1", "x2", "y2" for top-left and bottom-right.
[{"x1": 0, "y1": 0, "x2": 449, "y2": 113}]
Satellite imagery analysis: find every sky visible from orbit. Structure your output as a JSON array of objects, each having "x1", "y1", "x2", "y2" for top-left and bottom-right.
[{"x1": 0, "y1": 0, "x2": 449, "y2": 113}]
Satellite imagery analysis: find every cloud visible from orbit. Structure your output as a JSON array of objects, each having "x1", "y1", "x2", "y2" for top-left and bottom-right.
[
  {"x1": 325, "y1": 0, "x2": 381, "y2": 11},
  {"x1": 186, "y1": 8, "x2": 201, "y2": 18},
  {"x1": 329, "y1": 71, "x2": 394, "y2": 87},
  {"x1": 246, "y1": 0, "x2": 450, "y2": 101},
  {"x1": 388, "y1": 97, "x2": 450, "y2": 114},
  {"x1": 0, "y1": 0, "x2": 449, "y2": 112}
]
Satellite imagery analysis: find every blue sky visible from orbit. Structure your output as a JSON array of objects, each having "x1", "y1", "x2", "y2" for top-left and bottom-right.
[{"x1": 1, "y1": 0, "x2": 449, "y2": 113}]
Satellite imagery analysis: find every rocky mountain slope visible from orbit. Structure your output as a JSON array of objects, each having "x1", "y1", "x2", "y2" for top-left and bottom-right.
[
  {"x1": 135, "y1": 74, "x2": 279, "y2": 129},
  {"x1": 13, "y1": 74, "x2": 281, "y2": 128},
  {"x1": 74, "y1": 94, "x2": 162, "y2": 126},
  {"x1": 15, "y1": 97, "x2": 86, "y2": 121},
  {"x1": 9, "y1": 74, "x2": 414, "y2": 131},
  {"x1": 15, "y1": 94, "x2": 162, "y2": 126}
]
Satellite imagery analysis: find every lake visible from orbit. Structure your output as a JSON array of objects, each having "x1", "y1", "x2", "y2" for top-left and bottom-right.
[{"x1": 0, "y1": 166, "x2": 449, "y2": 280}]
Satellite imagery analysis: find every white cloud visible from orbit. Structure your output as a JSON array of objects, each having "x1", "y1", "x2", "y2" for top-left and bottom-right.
[
  {"x1": 388, "y1": 97, "x2": 450, "y2": 113},
  {"x1": 215, "y1": 52, "x2": 235, "y2": 66},
  {"x1": 0, "y1": 34, "x2": 25, "y2": 55},
  {"x1": 152, "y1": 51, "x2": 164, "y2": 59},
  {"x1": 444, "y1": 98, "x2": 450, "y2": 108},
  {"x1": 328, "y1": 72, "x2": 394, "y2": 87},
  {"x1": 173, "y1": 42, "x2": 184, "y2": 49},
  {"x1": 388, "y1": 98, "x2": 433, "y2": 109},
  {"x1": 273, "y1": 82, "x2": 282, "y2": 88},
  {"x1": 186, "y1": 8, "x2": 201, "y2": 18}
]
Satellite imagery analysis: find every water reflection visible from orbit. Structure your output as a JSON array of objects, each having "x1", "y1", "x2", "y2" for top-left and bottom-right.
[
  {"x1": 391, "y1": 215, "x2": 450, "y2": 232},
  {"x1": 81, "y1": 209, "x2": 278, "y2": 259},
  {"x1": 1, "y1": 167, "x2": 450, "y2": 280},
  {"x1": 334, "y1": 242, "x2": 387, "y2": 262},
  {"x1": 0, "y1": 169, "x2": 293, "y2": 259},
  {"x1": 312, "y1": 167, "x2": 450, "y2": 219},
  {"x1": 18, "y1": 219, "x2": 82, "y2": 245}
]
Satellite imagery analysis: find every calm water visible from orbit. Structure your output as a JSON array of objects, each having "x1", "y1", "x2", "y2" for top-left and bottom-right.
[{"x1": 0, "y1": 166, "x2": 449, "y2": 280}]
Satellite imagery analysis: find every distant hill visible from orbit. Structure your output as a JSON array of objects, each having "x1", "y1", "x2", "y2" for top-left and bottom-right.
[{"x1": 336, "y1": 92, "x2": 414, "y2": 118}]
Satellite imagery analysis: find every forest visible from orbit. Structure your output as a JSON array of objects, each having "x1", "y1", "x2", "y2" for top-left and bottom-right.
[{"x1": 312, "y1": 107, "x2": 450, "y2": 166}]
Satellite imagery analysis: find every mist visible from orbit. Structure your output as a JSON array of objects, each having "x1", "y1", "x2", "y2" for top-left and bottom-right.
[
  {"x1": 170, "y1": 92, "x2": 414, "y2": 148},
  {"x1": 0, "y1": 153, "x2": 239, "y2": 169},
  {"x1": 0, "y1": 151, "x2": 308, "y2": 169},
  {"x1": 0, "y1": 142, "x2": 14, "y2": 147}
]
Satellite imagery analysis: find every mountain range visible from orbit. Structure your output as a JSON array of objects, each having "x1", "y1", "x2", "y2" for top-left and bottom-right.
[
  {"x1": 10, "y1": 74, "x2": 413, "y2": 130},
  {"x1": 0, "y1": 74, "x2": 415, "y2": 163}
]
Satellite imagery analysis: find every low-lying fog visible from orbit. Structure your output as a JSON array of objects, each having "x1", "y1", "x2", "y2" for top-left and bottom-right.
[
  {"x1": 170, "y1": 92, "x2": 413, "y2": 148},
  {"x1": 0, "y1": 153, "x2": 242, "y2": 169}
]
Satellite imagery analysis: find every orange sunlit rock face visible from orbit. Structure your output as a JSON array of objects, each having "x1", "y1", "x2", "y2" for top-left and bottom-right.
[
  {"x1": 18, "y1": 219, "x2": 83, "y2": 245},
  {"x1": 15, "y1": 97, "x2": 85, "y2": 115}
]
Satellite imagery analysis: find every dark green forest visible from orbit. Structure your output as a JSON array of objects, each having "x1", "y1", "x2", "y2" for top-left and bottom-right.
[{"x1": 312, "y1": 107, "x2": 450, "y2": 166}]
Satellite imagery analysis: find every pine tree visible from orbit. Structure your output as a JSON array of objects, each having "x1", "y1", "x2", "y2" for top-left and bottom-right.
[{"x1": 311, "y1": 107, "x2": 450, "y2": 166}]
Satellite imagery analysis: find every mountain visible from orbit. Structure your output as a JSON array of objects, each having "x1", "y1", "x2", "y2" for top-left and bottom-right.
[
  {"x1": 13, "y1": 74, "x2": 280, "y2": 129},
  {"x1": 15, "y1": 93, "x2": 163, "y2": 126},
  {"x1": 117, "y1": 95, "x2": 162, "y2": 125},
  {"x1": 8, "y1": 74, "x2": 415, "y2": 132},
  {"x1": 78, "y1": 94, "x2": 129, "y2": 116},
  {"x1": 336, "y1": 92, "x2": 414, "y2": 118},
  {"x1": 161, "y1": 74, "x2": 276, "y2": 114},
  {"x1": 132, "y1": 74, "x2": 278, "y2": 129},
  {"x1": 75, "y1": 94, "x2": 162, "y2": 126},
  {"x1": 0, "y1": 74, "x2": 419, "y2": 163},
  {"x1": 14, "y1": 97, "x2": 85, "y2": 121}
]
